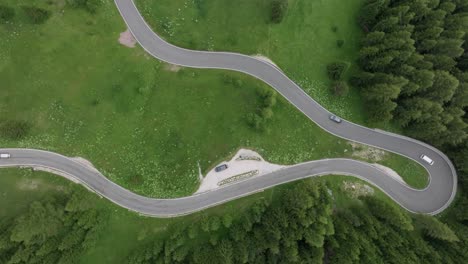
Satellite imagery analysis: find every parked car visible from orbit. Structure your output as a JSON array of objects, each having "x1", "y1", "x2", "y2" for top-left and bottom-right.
[
  {"x1": 215, "y1": 164, "x2": 228, "y2": 172},
  {"x1": 420, "y1": 154, "x2": 434, "y2": 165},
  {"x1": 0, "y1": 153, "x2": 11, "y2": 159},
  {"x1": 329, "y1": 114, "x2": 342, "y2": 123}
]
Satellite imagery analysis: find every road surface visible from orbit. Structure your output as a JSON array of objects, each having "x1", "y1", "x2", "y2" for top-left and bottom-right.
[
  {"x1": 0, "y1": 148, "x2": 454, "y2": 216},
  {"x1": 0, "y1": 0, "x2": 458, "y2": 217}
]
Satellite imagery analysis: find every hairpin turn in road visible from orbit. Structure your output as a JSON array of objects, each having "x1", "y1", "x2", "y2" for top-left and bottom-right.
[{"x1": 0, "y1": 0, "x2": 457, "y2": 217}]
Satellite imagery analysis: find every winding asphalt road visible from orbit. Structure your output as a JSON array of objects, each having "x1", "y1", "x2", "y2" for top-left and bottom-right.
[{"x1": 0, "y1": 0, "x2": 458, "y2": 217}]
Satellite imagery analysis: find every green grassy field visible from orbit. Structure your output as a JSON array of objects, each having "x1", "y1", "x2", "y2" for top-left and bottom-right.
[
  {"x1": 0, "y1": 0, "x2": 427, "y2": 199},
  {"x1": 136, "y1": 0, "x2": 367, "y2": 123}
]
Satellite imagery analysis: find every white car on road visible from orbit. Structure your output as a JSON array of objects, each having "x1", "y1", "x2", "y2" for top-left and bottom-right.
[
  {"x1": 420, "y1": 154, "x2": 434, "y2": 165},
  {"x1": 0, "y1": 153, "x2": 11, "y2": 159}
]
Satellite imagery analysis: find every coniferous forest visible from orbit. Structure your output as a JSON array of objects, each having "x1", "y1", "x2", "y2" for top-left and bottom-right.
[
  {"x1": 126, "y1": 181, "x2": 467, "y2": 264},
  {"x1": 0, "y1": 190, "x2": 107, "y2": 263},
  {"x1": 353, "y1": 0, "x2": 468, "y2": 148}
]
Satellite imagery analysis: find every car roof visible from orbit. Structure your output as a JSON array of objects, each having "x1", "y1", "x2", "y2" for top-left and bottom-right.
[{"x1": 422, "y1": 155, "x2": 432, "y2": 161}]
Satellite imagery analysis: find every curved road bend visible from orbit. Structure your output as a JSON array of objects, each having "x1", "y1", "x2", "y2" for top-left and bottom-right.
[
  {"x1": 0, "y1": 1, "x2": 457, "y2": 217},
  {"x1": 0, "y1": 149, "x2": 453, "y2": 216},
  {"x1": 112, "y1": 0, "x2": 457, "y2": 214}
]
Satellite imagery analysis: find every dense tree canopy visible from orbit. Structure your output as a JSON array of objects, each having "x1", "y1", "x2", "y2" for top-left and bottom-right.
[
  {"x1": 0, "y1": 190, "x2": 107, "y2": 264},
  {"x1": 127, "y1": 181, "x2": 334, "y2": 264},
  {"x1": 355, "y1": 0, "x2": 468, "y2": 148},
  {"x1": 125, "y1": 181, "x2": 467, "y2": 264}
]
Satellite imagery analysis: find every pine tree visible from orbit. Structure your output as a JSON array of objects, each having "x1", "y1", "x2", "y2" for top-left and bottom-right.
[{"x1": 415, "y1": 215, "x2": 459, "y2": 242}]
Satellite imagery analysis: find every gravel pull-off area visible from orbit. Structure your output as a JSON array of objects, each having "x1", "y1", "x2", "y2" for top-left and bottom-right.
[
  {"x1": 119, "y1": 29, "x2": 137, "y2": 48},
  {"x1": 196, "y1": 149, "x2": 286, "y2": 193}
]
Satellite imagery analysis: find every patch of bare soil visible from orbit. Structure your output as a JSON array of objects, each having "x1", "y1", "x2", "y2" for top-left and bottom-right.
[
  {"x1": 17, "y1": 179, "x2": 41, "y2": 190},
  {"x1": 164, "y1": 63, "x2": 182, "y2": 72},
  {"x1": 17, "y1": 178, "x2": 65, "y2": 192},
  {"x1": 342, "y1": 181, "x2": 374, "y2": 198},
  {"x1": 71, "y1": 157, "x2": 100, "y2": 173},
  {"x1": 119, "y1": 29, "x2": 137, "y2": 48},
  {"x1": 372, "y1": 163, "x2": 405, "y2": 184},
  {"x1": 253, "y1": 54, "x2": 279, "y2": 68},
  {"x1": 348, "y1": 142, "x2": 386, "y2": 162}
]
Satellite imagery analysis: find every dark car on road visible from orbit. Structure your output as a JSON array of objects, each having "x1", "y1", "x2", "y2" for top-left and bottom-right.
[
  {"x1": 329, "y1": 115, "x2": 342, "y2": 123},
  {"x1": 215, "y1": 164, "x2": 228, "y2": 172}
]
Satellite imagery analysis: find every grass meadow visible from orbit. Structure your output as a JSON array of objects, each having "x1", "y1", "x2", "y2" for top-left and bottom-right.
[
  {"x1": 136, "y1": 0, "x2": 367, "y2": 123},
  {"x1": 0, "y1": 0, "x2": 427, "y2": 201}
]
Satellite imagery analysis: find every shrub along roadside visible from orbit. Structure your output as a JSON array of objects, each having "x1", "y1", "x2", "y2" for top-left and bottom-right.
[
  {"x1": 327, "y1": 62, "x2": 349, "y2": 81},
  {"x1": 330, "y1": 80, "x2": 349, "y2": 96},
  {"x1": 326, "y1": 62, "x2": 350, "y2": 96}
]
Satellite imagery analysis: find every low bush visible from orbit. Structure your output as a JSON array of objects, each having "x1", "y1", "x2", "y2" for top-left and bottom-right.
[
  {"x1": 0, "y1": 5, "x2": 15, "y2": 23},
  {"x1": 222, "y1": 74, "x2": 244, "y2": 88},
  {"x1": 246, "y1": 86, "x2": 278, "y2": 131},
  {"x1": 261, "y1": 107, "x2": 274, "y2": 119},
  {"x1": 257, "y1": 86, "x2": 277, "y2": 108},
  {"x1": 0, "y1": 120, "x2": 31, "y2": 140},
  {"x1": 337, "y1": 39, "x2": 344, "y2": 48},
  {"x1": 270, "y1": 0, "x2": 288, "y2": 24},
  {"x1": 194, "y1": 0, "x2": 207, "y2": 18},
  {"x1": 246, "y1": 113, "x2": 265, "y2": 131},
  {"x1": 326, "y1": 62, "x2": 349, "y2": 80},
  {"x1": 21, "y1": 6, "x2": 50, "y2": 24},
  {"x1": 66, "y1": 0, "x2": 100, "y2": 14},
  {"x1": 330, "y1": 80, "x2": 349, "y2": 96}
]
